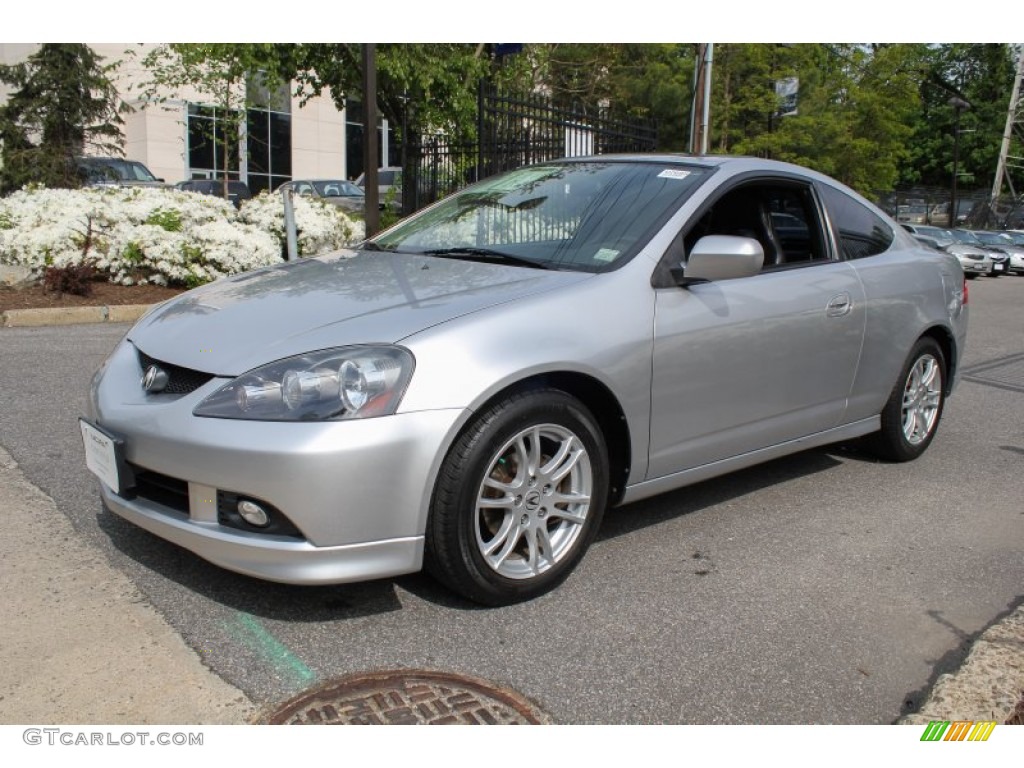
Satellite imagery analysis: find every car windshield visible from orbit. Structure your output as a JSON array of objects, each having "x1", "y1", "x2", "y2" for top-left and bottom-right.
[
  {"x1": 975, "y1": 232, "x2": 1009, "y2": 245},
  {"x1": 372, "y1": 162, "x2": 708, "y2": 272},
  {"x1": 314, "y1": 180, "x2": 363, "y2": 197},
  {"x1": 83, "y1": 159, "x2": 157, "y2": 182},
  {"x1": 951, "y1": 230, "x2": 982, "y2": 245}
]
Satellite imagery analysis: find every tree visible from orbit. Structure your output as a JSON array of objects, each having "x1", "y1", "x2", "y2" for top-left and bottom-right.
[
  {"x1": 285, "y1": 44, "x2": 491, "y2": 140},
  {"x1": 518, "y1": 44, "x2": 693, "y2": 150},
  {"x1": 901, "y1": 44, "x2": 1018, "y2": 195},
  {"x1": 136, "y1": 44, "x2": 290, "y2": 199},
  {"x1": 718, "y1": 44, "x2": 926, "y2": 196},
  {"x1": 0, "y1": 44, "x2": 125, "y2": 194}
]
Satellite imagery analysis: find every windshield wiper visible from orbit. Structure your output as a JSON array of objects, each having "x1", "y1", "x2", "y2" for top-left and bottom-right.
[
  {"x1": 421, "y1": 247, "x2": 552, "y2": 270},
  {"x1": 359, "y1": 241, "x2": 396, "y2": 252}
]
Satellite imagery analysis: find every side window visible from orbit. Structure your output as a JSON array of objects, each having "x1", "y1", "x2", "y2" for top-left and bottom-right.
[
  {"x1": 819, "y1": 184, "x2": 894, "y2": 260},
  {"x1": 680, "y1": 181, "x2": 828, "y2": 269}
]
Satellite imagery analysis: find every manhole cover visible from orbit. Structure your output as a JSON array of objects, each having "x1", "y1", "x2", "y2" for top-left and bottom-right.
[
  {"x1": 963, "y1": 352, "x2": 1024, "y2": 394},
  {"x1": 263, "y1": 670, "x2": 552, "y2": 725}
]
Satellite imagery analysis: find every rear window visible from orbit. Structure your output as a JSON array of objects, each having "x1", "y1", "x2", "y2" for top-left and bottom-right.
[{"x1": 820, "y1": 184, "x2": 894, "y2": 260}]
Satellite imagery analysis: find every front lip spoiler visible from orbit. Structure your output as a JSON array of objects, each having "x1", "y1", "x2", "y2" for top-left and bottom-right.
[{"x1": 99, "y1": 485, "x2": 424, "y2": 585}]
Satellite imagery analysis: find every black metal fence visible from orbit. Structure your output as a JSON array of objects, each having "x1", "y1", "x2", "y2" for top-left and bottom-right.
[
  {"x1": 402, "y1": 86, "x2": 657, "y2": 214},
  {"x1": 878, "y1": 187, "x2": 1024, "y2": 229}
]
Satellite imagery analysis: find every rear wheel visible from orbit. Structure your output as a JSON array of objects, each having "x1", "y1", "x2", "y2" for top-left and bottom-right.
[
  {"x1": 869, "y1": 337, "x2": 946, "y2": 462},
  {"x1": 425, "y1": 389, "x2": 608, "y2": 605}
]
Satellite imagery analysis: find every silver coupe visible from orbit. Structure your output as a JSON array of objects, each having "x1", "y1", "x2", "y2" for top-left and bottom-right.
[{"x1": 83, "y1": 156, "x2": 968, "y2": 605}]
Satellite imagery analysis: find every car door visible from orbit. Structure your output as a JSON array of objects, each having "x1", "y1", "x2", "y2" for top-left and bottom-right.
[{"x1": 647, "y1": 178, "x2": 866, "y2": 479}]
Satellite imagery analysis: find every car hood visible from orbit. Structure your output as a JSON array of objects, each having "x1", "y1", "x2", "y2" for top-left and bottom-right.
[
  {"x1": 128, "y1": 250, "x2": 590, "y2": 375},
  {"x1": 946, "y1": 243, "x2": 989, "y2": 257}
]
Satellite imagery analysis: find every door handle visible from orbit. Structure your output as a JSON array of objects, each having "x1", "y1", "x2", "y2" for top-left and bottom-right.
[{"x1": 826, "y1": 292, "x2": 852, "y2": 317}]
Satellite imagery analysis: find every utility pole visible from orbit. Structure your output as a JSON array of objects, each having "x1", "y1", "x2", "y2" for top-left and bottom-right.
[
  {"x1": 990, "y1": 45, "x2": 1023, "y2": 220},
  {"x1": 362, "y1": 44, "x2": 380, "y2": 237},
  {"x1": 949, "y1": 96, "x2": 970, "y2": 229},
  {"x1": 688, "y1": 44, "x2": 714, "y2": 155}
]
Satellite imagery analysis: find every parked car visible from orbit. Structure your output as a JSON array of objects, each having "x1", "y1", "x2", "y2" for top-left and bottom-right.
[
  {"x1": 276, "y1": 179, "x2": 368, "y2": 214},
  {"x1": 895, "y1": 202, "x2": 928, "y2": 225},
  {"x1": 82, "y1": 155, "x2": 968, "y2": 605},
  {"x1": 998, "y1": 231, "x2": 1024, "y2": 275},
  {"x1": 901, "y1": 224, "x2": 955, "y2": 248},
  {"x1": 78, "y1": 157, "x2": 166, "y2": 188},
  {"x1": 906, "y1": 225, "x2": 989, "y2": 278},
  {"x1": 354, "y1": 166, "x2": 402, "y2": 208},
  {"x1": 175, "y1": 179, "x2": 252, "y2": 208},
  {"x1": 951, "y1": 229, "x2": 1009, "y2": 277},
  {"x1": 974, "y1": 230, "x2": 1024, "y2": 277},
  {"x1": 948, "y1": 246, "x2": 992, "y2": 279}
]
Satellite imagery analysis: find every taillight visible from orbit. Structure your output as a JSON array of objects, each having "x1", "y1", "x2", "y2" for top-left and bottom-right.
[{"x1": 963, "y1": 277, "x2": 969, "y2": 305}]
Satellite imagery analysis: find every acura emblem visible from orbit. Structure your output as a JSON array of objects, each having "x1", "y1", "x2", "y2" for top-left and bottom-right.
[{"x1": 142, "y1": 364, "x2": 169, "y2": 393}]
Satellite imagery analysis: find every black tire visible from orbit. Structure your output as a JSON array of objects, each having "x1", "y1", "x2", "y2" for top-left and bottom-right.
[
  {"x1": 869, "y1": 337, "x2": 947, "y2": 462},
  {"x1": 965, "y1": 272, "x2": 978, "y2": 280},
  {"x1": 424, "y1": 389, "x2": 609, "y2": 605}
]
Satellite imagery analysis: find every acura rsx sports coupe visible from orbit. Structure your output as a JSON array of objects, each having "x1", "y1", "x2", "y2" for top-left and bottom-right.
[{"x1": 82, "y1": 155, "x2": 968, "y2": 605}]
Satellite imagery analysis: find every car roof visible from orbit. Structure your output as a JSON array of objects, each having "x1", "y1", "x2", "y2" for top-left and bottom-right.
[{"x1": 550, "y1": 153, "x2": 853, "y2": 185}]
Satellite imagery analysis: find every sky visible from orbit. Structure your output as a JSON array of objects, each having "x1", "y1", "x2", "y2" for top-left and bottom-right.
[{"x1": 4, "y1": 1, "x2": 1016, "y2": 44}]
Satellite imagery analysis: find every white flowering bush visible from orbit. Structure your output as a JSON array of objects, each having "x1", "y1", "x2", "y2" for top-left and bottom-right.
[
  {"x1": 239, "y1": 191, "x2": 365, "y2": 256},
  {"x1": 0, "y1": 185, "x2": 363, "y2": 287}
]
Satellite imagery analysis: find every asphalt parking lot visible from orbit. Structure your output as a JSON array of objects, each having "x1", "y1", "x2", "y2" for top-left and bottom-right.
[{"x1": 0, "y1": 275, "x2": 1021, "y2": 724}]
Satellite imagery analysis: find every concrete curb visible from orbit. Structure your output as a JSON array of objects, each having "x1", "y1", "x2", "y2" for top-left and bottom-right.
[
  {"x1": 0, "y1": 446, "x2": 254, "y2": 724},
  {"x1": 1, "y1": 303, "x2": 153, "y2": 328},
  {"x1": 900, "y1": 602, "x2": 1024, "y2": 725}
]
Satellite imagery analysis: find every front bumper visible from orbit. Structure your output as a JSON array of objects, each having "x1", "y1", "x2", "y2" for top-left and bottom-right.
[{"x1": 87, "y1": 339, "x2": 466, "y2": 584}]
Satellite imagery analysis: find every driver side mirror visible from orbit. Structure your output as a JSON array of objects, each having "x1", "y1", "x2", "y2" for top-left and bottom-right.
[{"x1": 670, "y1": 235, "x2": 765, "y2": 287}]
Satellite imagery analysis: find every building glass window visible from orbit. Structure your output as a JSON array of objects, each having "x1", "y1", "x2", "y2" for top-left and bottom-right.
[
  {"x1": 245, "y1": 74, "x2": 292, "y2": 195},
  {"x1": 186, "y1": 104, "x2": 241, "y2": 181},
  {"x1": 247, "y1": 109, "x2": 292, "y2": 195}
]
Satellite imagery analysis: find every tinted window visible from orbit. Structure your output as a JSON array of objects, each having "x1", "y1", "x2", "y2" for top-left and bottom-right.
[{"x1": 820, "y1": 184, "x2": 894, "y2": 260}]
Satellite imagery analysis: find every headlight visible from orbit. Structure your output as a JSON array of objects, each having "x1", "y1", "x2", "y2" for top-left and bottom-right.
[{"x1": 193, "y1": 346, "x2": 414, "y2": 421}]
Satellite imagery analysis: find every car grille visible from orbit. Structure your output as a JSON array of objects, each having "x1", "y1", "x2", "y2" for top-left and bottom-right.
[
  {"x1": 136, "y1": 349, "x2": 215, "y2": 395},
  {"x1": 126, "y1": 464, "x2": 189, "y2": 515},
  {"x1": 121, "y1": 465, "x2": 303, "y2": 538}
]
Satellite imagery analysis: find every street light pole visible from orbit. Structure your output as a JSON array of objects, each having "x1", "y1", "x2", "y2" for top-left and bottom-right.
[{"x1": 948, "y1": 96, "x2": 970, "y2": 228}]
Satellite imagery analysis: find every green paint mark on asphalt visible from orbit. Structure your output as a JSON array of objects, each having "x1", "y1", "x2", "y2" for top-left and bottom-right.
[{"x1": 226, "y1": 613, "x2": 316, "y2": 689}]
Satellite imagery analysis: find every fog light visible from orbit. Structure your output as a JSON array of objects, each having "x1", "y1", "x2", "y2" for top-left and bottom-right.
[{"x1": 237, "y1": 499, "x2": 269, "y2": 527}]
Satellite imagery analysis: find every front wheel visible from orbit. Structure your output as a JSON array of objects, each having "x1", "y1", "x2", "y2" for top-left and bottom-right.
[
  {"x1": 869, "y1": 337, "x2": 946, "y2": 462},
  {"x1": 425, "y1": 389, "x2": 609, "y2": 605}
]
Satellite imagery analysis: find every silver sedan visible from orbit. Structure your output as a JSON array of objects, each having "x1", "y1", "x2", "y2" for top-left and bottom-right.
[{"x1": 83, "y1": 156, "x2": 968, "y2": 605}]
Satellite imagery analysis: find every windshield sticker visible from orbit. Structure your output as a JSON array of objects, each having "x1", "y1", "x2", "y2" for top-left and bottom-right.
[
  {"x1": 593, "y1": 248, "x2": 620, "y2": 263},
  {"x1": 658, "y1": 169, "x2": 692, "y2": 180}
]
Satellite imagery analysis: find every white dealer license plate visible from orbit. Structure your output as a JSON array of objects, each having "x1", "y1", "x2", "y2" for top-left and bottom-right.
[{"x1": 80, "y1": 419, "x2": 122, "y2": 494}]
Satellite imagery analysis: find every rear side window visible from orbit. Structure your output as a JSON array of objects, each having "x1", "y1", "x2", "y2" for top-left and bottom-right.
[{"x1": 820, "y1": 184, "x2": 893, "y2": 260}]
